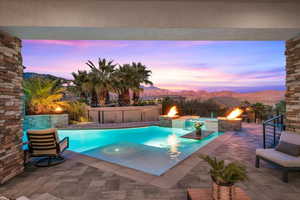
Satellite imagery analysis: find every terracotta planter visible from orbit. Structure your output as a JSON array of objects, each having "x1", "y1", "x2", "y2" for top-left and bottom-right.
[{"x1": 212, "y1": 181, "x2": 236, "y2": 200}]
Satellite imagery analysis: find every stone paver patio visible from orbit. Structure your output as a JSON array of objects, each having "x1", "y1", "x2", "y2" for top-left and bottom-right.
[{"x1": 1, "y1": 123, "x2": 300, "y2": 200}]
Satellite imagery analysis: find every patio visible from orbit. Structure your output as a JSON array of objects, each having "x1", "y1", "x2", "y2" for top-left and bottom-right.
[
  {"x1": 1, "y1": 123, "x2": 299, "y2": 200},
  {"x1": 1, "y1": 1, "x2": 300, "y2": 200}
]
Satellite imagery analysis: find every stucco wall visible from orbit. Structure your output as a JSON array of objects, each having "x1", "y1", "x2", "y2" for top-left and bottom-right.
[
  {"x1": 1, "y1": 0, "x2": 300, "y2": 40},
  {"x1": 88, "y1": 105, "x2": 161, "y2": 123},
  {"x1": 0, "y1": 31, "x2": 23, "y2": 184},
  {"x1": 286, "y1": 35, "x2": 300, "y2": 133}
]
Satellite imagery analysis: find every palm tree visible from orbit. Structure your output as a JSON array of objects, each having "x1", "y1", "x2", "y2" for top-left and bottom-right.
[
  {"x1": 86, "y1": 58, "x2": 116, "y2": 106},
  {"x1": 71, "y1": 70, "x2": 92, "y2": 101},
  {"x1": 251, "y1": 102, "x2": 266, "y2": 123},
  {"x1": 23, "y1": 78, "x2": 68, "y2": 115},
  {"x1": 112, "y1": 64, "x2": 135, "y2": 106},
  {"x1": 130, "y1": 62, "x2": 153, "y2": 104}
]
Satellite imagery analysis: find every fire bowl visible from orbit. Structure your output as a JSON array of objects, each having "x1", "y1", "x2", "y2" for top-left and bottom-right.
[
  {"x1": 218, "y1": 117, "x2": 242, "y2": 132},
  {"x1": 159, "y1": 115, "x2": 180, "y2": 127}
]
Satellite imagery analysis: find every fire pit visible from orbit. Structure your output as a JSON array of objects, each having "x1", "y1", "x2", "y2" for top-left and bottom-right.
[
  {"x1": 218, "y1": 108, "x2": 243, "y2": 132},
  {"x1": 159, "y1": 106, "x2": 179, "y2": 127}
]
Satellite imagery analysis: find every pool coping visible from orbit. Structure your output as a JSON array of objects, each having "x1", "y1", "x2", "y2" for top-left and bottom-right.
[
  {"x1": 62, "y1": 121, "x2": 160, "y2": 130},
  {"x1": 65, "y1": 131, "x2": 234, "y2": 189}
]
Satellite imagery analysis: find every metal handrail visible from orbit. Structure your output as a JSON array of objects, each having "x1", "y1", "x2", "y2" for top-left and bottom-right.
[{"x1": 262, "y1": 114, "x2": 285, "y2": 149}]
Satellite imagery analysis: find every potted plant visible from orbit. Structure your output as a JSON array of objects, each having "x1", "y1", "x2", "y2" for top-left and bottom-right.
[
  {"x1": 201, "y1": 155, "x2": 248, "y2": 200},
  {"x1": 194, "y1": 122, "x2": 204, "y2": 137}
]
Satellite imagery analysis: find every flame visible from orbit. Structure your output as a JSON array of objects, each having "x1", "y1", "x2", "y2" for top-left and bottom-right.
[
  {"x1": 227, "y1": 108, "x2": 243, "y2": 120},
  {"x1": 54, "y1": 106, "x2": 63, "y2": 113},
  {"x1": 167, "y1": 106, "x2": 178, "y2": 117}
]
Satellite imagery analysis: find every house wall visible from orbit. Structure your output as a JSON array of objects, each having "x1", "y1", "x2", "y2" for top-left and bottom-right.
[
  {"x1": 1, "y1": 0, "x2": 300, "y2": 40},
  {"x1": 0, "y1": 31, "x2": 24, "y2": 184},
  {"x1": 286, "y1": 35, "x2": 300, "y2": 133}
]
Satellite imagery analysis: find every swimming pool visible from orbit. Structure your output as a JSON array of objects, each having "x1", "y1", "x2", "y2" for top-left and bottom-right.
[{"x1": 57, "y1": 126, "x2": 222, "y2": 175}]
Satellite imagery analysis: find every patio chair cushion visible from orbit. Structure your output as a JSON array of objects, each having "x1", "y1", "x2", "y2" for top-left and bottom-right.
[
  {"x1": 279, "y1": 131, "x2": 300, "y2": 145},
  {"x1": 275, "y1": 141, "x2": 300, "y2": 157},
  {"x1": 256, "y1": 148, "x2": 300, "y2": 167},
  {"x1": 27, "y1": 128, "x2": 59, "y2": 156},
  {"x1": 27, "y1": 128, "x2": 59, "y2": 141}
]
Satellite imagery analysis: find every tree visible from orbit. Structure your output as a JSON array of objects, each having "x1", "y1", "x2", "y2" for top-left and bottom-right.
[
  {"x1": 71, "y1": 70, "x2": 93, "y2": 103},
  {"x1": 86, "y1": 58, "x2": 116, "y2": 106},
  {"x1": 130, "y1": 62, "x2": 153, "y2": 104},
  {"x1": 23, "y1": 78, "x2": 68, "y2": 115},
  {"x1": 112, "y1": 64, "x2": 135, "y2": 106},
  {"x1": 251, "y1": 102, "x2": 266, "y2": 122},
  {"x1": 275, "y1": 100, "x2": 286, "y2": 115}
]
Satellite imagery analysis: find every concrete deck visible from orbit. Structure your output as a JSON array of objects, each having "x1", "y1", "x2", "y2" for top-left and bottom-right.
[{"x1": 1, "y1": 123, "x2": 300, "y2": 200}]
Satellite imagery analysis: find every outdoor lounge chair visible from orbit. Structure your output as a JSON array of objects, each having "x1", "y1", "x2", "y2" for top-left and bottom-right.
[
  {"x1": 255, "y1": 131, "x2": 300, "y2": 182},
  {"x1": 27, "y1": 128, "x2": 69, "y2": 167}
]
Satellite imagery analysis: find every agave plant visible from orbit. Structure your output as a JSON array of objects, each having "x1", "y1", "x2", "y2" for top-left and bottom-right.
[
  {"x1": 23, "y1": 78, "x2": 68, "y2": 115},
  {"x1": 201, "y1": 155, "x2": 248, "y2": 186}
]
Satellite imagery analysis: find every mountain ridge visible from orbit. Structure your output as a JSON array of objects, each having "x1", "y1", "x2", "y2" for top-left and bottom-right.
[
  {"x1": 141, "y1": 86, "x2": 285, "y2": 105},
  {"x1": 24, "y1": 72, "x2": 284, "y2": 105}
]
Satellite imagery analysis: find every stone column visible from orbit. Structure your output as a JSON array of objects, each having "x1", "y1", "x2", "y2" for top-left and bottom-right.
[
  {"x1": 0, "y1": 31, "x2": 24, "y2": 184},
  {"x1": 286, "y1": 35, "x2": 300, "y2": 133}
]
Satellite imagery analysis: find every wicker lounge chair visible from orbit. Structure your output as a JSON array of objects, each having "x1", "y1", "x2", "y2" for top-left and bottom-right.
[
  {"x1": 27, "y1": 128, "x2": 69, "y2": 167},
  {"x1": 255, "y1": 131, "x2": 300, "y2": 182}
]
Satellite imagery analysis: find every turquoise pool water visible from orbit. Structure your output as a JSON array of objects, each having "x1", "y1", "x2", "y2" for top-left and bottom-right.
[{"x1": 56, "y1": 126, "x2": 222, "y2": 175}]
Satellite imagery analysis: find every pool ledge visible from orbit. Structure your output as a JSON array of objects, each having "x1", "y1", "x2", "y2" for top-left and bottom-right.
[{"x1": 65, "y1": 131, "x2": 235, "y2": 189}]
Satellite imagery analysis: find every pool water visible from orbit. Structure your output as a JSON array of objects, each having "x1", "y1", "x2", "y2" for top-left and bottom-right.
[{"x1": 56, "y1": 126, "x2": 222, "y2": 175}]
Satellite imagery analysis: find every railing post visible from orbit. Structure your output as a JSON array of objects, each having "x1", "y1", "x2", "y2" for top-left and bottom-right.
[
  {"x1": 263, "y1": 123, "x2": 266, "y2": 149},
  {"x1": 98, "y1": 110, "x2": 101, "y2": 123},
  {"x1": 273, "y1": 121, "x2": 276, "y2": 147}
]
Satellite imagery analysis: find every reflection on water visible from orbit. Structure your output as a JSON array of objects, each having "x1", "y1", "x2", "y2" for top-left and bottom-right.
[
  {"x1": 167, "y1": 134, "x2": 181, "y2": 159},
  {"x1": 100, "y1": 144, "x2": 138, "y2": 156}
]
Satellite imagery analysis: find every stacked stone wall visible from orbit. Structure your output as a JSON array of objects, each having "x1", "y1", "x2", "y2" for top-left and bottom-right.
[
  {"x1": 286, "y1": 36, "x2": 300, "y2": 133},
  {"x1": 0, "y1": 31, "x2": 24, "y2": 184}
]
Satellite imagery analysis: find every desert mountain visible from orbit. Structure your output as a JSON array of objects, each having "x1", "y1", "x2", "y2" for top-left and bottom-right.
[
  {"x1": 24, "y1": 72, "x2": 284, "y2": 105},
  {"x1": 141, "y1": 86, "x2": 284, "y2": 105}
]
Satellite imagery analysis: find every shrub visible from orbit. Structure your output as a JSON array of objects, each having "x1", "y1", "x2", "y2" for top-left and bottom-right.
[
  {"x1": 66, "y1": 101, "x2": 89, "y2": 123},
  {"x1": 162, "y1": 98, "x2": 227, "y2": 117},
  {"x1": 23, "y1": 78, "x2": 68, "y2": 115}
]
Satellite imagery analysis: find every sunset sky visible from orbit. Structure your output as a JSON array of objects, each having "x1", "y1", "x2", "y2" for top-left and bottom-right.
[{"x1": 22, "y1": 40, "x2": 285, "y2": 93}]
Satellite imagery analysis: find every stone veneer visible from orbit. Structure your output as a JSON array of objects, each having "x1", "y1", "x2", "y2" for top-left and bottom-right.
[
  {"x1": 0, "y1": 31, "x2": 24, "y2": 184},
  {"x1": 286, "y1": 35, "x2": 300, "y2": 133}
]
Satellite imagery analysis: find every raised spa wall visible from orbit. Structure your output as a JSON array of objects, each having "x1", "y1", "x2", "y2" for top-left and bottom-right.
[
  {"x1": 88, "y1": 105, "x2": 162, "y2": 123},
  {"x1": 162, "y1": 116, "x2": 242, "y2": 133},
  {"x1": 24, "y1": 114, "x2": 69, "y2": 131},
  {"x1": 170, "y1": 116, "x2": 219, "y2": 132}
]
